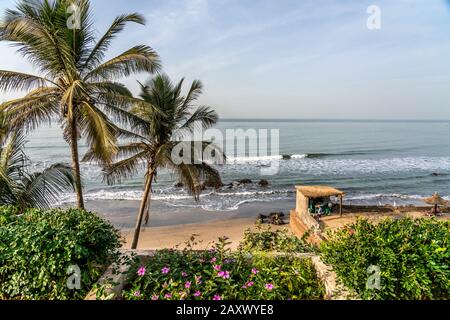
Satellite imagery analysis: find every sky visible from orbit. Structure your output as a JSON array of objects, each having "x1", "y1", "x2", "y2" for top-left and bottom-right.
[{"x1": 0, "y1": 0, "x2": 450, "y2": 119}]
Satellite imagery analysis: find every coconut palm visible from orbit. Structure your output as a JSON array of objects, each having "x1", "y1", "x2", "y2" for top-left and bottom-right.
[
  {"x1": 87, "y1": 74, "x2": 224, "y2": 249},
  {"x1": 0, "y1": 115, "x2": 74, "y2": 211},
  {"x1": 0, "y1": 0, "x2": 160, "y2": 209}
]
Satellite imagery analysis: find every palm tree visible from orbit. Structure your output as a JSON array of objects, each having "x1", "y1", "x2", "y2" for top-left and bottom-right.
[
  {"x1": 0, "y1": 114, "x2": 74, "y2": 211},
  {"x1": 88, "y1": 74, "x2": 224, "y2": 249},
  {"x1": 0, "y1": 0, "x2": 160, "y2": 209}
]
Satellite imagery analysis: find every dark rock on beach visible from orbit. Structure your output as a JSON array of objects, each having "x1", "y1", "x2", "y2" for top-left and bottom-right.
[
  {"x1": 269, "y1": 212, "x2": 285, "y2": 218},
  {"x1": 270, "y1": 216, "x2": 285, "y2": 225},
  {"x1": 256, "y1": 214, "x2": 268, "y2": 223},
  {"x1": 258, "y1": 179, "x2": 269, "y2": 187},
  {"x1": 237, "y1": 179, "x2": 252, "y2": 184},
  {"x1": 256, "y1": 212, "x2": 285, "y2": 225},
  {"x1": 200, "y1": 177, "x2": 224, "y2": 190}
]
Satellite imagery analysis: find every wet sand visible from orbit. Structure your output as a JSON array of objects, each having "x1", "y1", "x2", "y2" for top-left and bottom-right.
[{"x1": 84, "y1": 198, "x2": 293, "y2": 229}]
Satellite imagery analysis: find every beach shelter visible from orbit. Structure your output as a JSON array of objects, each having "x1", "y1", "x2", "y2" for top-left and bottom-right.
[
  {"x1": 423, "y1": 192, "x2": 448, "y2": 214},
  {"x1": 295, "y1": 185, "x2": 345, "y2": 217}
]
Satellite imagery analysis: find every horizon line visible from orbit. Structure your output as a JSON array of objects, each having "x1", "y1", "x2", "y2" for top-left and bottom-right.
[{"x1": 219, "y1": 118, "x2": 450, "y2": 122}]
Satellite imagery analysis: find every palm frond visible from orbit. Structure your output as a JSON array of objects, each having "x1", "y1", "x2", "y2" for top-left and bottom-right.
[
  {"x1": 79, "y1": 101, "x2": 118, "y2": 164},
  {"x1": 20, "y1": 163, "x2": 74, "y2": 210},
  {"x1": 82, "y1": 13, "x2": 146, "y2": 70},
  {"x1": 177, "y1": 106, "x2": 219, "y2": 136},
  {"x1": 104, "y1": 150, "x2": 148, "y2": 185},
  {"x1": 1, "y1": 93, "x2": 59, "y2": 132},
  {"x1": 0, "y1": 4, "x2": 77, "y2": 77},
  {"x1": 84, "y1": 45, "x2": 161, "y2": 81},
  {"x1": 0, "y1": 70, "x2": 54, "y2": 92}
]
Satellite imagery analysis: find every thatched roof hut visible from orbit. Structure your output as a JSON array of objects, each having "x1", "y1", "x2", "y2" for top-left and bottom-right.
[
  {"x1": 423, "y1": 193, "x2": 448, "y2": 206},
  {"x1": 295, "y1": 185, "x2": 345, "y2": 217},
  {"x1": 423, "y1": 193, "x2": 448, "y2": 215},
  {"x1": 295, "y1": 185, "x2": 345, "y2": 198}
]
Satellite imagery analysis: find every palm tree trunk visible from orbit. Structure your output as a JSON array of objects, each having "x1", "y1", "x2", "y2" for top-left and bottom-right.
[
  {"x1": 144, "y1": 193, "x2": 151, "y2": 225},
  {"x1": 131, "y1": 169, "x2": 154, "y2": 249},
  {"x1": 70, "y1": 119, "x2": 84, "y2": 210}
]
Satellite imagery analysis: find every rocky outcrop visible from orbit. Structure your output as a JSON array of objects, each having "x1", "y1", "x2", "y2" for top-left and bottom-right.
[
  {"x1": 256, "y1": 212, "x2": 286, "y2": 225},
  {"x1": 257, "y1": 179, "x2": 269, "y2": 187}
]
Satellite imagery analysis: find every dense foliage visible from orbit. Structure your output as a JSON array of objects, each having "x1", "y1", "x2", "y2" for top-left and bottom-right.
[
  {"x1": 320, "y1": 217, "x2": 450, "y2": 300},
  {"x1": 239, "y1": 224, "x2": 314, "y2": 253},
  {"x1": 122, "y1": 236, "x2": 324, "y2": 300},
  {"x1": 0, "y1": 206, "x2": 121, "y2": 300},
  {"x1": 0, "y1": 124, "x2": 74, "y2": 210}
]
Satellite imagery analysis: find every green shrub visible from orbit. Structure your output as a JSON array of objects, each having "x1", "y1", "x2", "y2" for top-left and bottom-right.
[
  {"x1": 0, "y1": 206, "x2": 122, "y2": 300},
  {"x1": 239, "y1": 224, "x2": 314, "y2": 253},
  {"x1": 122, "y1": 236, "x2": 324, "y2": 300},
  {"x1": 0, "y1": 206, "x2": 19, "y2": 226},
  {"x1": 320, "y1": 217, "x2": 450, "y2": 300}
]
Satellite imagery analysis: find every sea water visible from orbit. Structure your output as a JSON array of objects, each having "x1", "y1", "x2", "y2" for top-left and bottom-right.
[{"x1": 24, "y1": 119, "x2": 450, "y2": 211}]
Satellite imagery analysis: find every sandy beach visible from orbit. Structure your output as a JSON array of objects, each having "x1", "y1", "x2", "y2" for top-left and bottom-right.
[
  {"x1": 79, "y1": 190, "x2": 450, "y2": 251},
  {"x1": 121, "y1": 217, "x2": 288, "y2": 250},
  {"x1": 119, "y1": 204, "x2": 449, "y2": 250}
]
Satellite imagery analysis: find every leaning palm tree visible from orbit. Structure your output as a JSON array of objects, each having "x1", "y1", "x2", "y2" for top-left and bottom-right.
[
  {"x1": 0, "y1": 116, "x2": 74, "y2": 211},
  {"x1": 0, "y1": 0, "x2": 160, "y2": 209},
  {"x1": 87, "y1": 74, "x2": 224, "y2": 249}
]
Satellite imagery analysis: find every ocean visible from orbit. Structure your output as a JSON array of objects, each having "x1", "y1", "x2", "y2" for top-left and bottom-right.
[{"x1": 25, "y1": 119, "x2": 450, "y2": 212}]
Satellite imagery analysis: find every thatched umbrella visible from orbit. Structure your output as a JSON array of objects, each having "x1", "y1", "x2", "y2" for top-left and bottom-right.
[{"x1": 423, "y1": 193, "x2": 448, "y2": 214}]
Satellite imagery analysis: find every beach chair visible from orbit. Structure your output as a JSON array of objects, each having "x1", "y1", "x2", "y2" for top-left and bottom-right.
[
  {"x1": 308, "y1": 202, "x2": 316, "y2": 214},
  {"x1": 323, "y1": 203, "x2": 332, "y2": 215}
]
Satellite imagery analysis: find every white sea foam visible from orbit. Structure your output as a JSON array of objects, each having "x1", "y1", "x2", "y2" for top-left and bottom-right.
[{"x1": 56, "y1": 187, "x2": 445, "y2": 211}]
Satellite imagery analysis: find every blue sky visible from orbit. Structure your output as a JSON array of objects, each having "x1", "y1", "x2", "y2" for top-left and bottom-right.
[{"x1": 1, "y1": 0, "x2": 450, "y2": 119}]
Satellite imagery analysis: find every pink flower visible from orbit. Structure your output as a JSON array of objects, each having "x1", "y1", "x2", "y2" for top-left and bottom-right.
[
  {"x1": 217, "y1": 271, "x2": 230, "y2": 279},
  {"x1": 161, "y1": 266, "x2": 170, "y2": 274},
  {"x1": 265, "y1": 283, "x2": 274, "y2": 291},
  {"x1": 151, "y1": 295, "x2": 159, "y2": 300},
  {"x1": 133, "y1": 290, "x2": 141, "y2": 297},
  {"x1": 185, "y1": 281, "x2": 191, "y2": 289},
  {"x1": 194, "y1": 291, "x2": 201, "y2": 297},
  {"x1": 137, "y1": 266, "x2": 146, "y2": 276},
  {"x1": 210, "y1": 257, "x2": 217, "y2": 263},
  {"x1": 242, "y1": 285, "x2": 247, "y2": 289},
  {"x1": 251, "y1": 268, "x2": 259, "y2": 275},
  {"x1": 246, "y1": 281, "x2": 254, "y2": 287},
  {"x1": 213, "y1": 295, "x2": 221, "y2": 300},
  {"x1": 181, "y1": 271, "x2": 188, "y2": 277},
  {"x1": 164, "y1": 293, "x2": 172, "y2": 299},
  {"x1": 213, "y1": 265, "x2": 222, "y2": 271}
]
